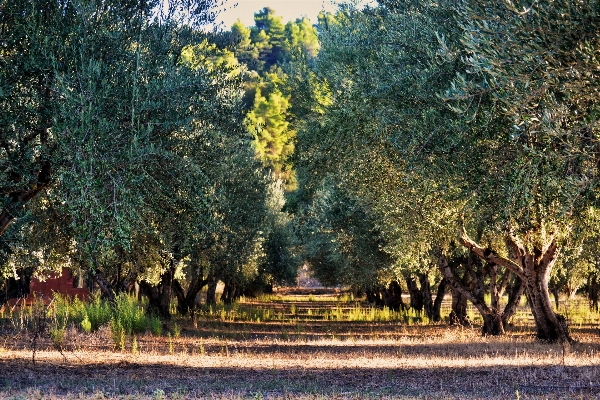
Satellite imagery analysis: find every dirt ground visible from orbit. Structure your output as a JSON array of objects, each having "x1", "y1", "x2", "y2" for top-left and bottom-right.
[
  {"x1": 2, "y1": 331, "x2": 600, "y2": 399},
  {"x1": 2, "y1": 290, "x2": 600, "y2": 399}
]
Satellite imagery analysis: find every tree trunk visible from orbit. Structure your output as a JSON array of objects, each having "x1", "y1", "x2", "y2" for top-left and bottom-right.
[
  {"x1": 502, "y1": 275, "x2": 525, "y2": 327},
  {"x1": 481, "y1": 311, "x2": 505, "y2": 335},
  {"x1": 387, "y1": 280, "x2": 405, "y2": 311},
  {"x1": 174, "y1": 275, "x2": 208, "y2": 315},
  {"x1": 588, "y1": 274, "x2": 599, "y2": 312},
  {"x1": 524, "y1": 262, "x2": 570, "y2": 343},
  {"x1": 141, "y1": 262, "x2": 175, "y2": 320},
  {"x1": 205, "y1": 278, "x2": 218, "y2": 305},
  {"x1": 440, "y1": 255, "x2": 515, "y2": 335},
  {"x1": 221, "y1": 280, "x2": 238, "y2": 304},
  {"x1": 449, "y1": 285, "x2": 470, "y2": 327},
  {"x1": 405, "y1": 276, "x2": 423, "y2": 312},
  {"x1": 460, "y1": 229, "x2": 572, "y2": 343},
  {"x1": 551, "y1": 286, "x2": 560, "y2": 311},
  {"x1": 89, "y1": 267, "x2": 115, "y2": 303},
  {"x1": 432, "y1": 278, "x2": 448, "y2": 322},
  {"x1": 419, "y1": 273, "x2": 433, "y2": 320}
]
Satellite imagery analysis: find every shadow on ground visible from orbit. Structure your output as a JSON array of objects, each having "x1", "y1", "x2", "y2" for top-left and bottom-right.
[{"x1": 1, "y1": 356, "x2": 599, "y2": 398}]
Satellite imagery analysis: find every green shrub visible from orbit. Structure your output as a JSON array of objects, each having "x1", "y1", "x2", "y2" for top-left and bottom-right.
[
  {"x1": 131, "y1": 335, "x2": 138, "y2": 355},
  {"x1": 150, "y1": 314, "x2": 162, "y2": 336},
  {"x1": 113, "y1": 293, "x2": 148, "y2": 335},
  {"x1": 85, "y1": 293, "x2": 112, "y2": 331},
  {"x1": 110, "y1": 317, "x2": 126, "y2": 351},
  {"x1": 81, "y1": 314, "x2": 92, "y2": 333}
]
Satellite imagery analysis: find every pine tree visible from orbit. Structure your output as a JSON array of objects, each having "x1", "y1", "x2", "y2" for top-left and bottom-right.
[{"x1": 247, "y1": 89, "x2": 295, "y2": 181}]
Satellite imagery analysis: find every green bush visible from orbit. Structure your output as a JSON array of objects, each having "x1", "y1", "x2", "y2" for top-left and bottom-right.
[
  {"x1": 110, "y1": 316, "x2": 126, "y2": 350},
  {"x1": 44, "y1": 293, "x2": 153, "y2": 335},
  {"x1": 81, "y1": 314, "x2": 92, "y2": 333},
  {"x1": 113, "y1": 294, "x2": 149, "y2": 335},
  {"x1": 49, "y1": 326, "x2": 66, "y2": 349},
  {"x1": 150, "y1": 314, "x2": 162, "y2": 336},
  {"x1": 85, "y1": 293, "x2": 112, "y2": 331}
]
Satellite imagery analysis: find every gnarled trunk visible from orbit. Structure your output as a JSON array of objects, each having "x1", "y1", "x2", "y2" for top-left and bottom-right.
[
  {"x1": 87, "y1": 265, "x2": 115, "y2": 303},
  {"x1": 174, "y1": 276, "x2": 208, "y2": 315},
  {"x1": 441, "y1": 252, "x2": 524, "y2": 335},
  {"x1": 481, "y1": 312, "x2": 505, "y2": 335},
  {"x1": 205, "y1": 278, "x2": 218, "y2": 305},
  {"x1": 419, "y1": 274, "x2": 433, "y2": 320},
  {"x1": 460, "y1": 229, "x2": 571, "y2": 343},
  {"x1": 432, "y1": 278, "x2": 448, "y2": 322},
  {"x1": 523, "y1": 259, "x2": 570, "y2": 342},
  {"x1": 387, "y1": 280, "x2": 405, "y2": 311},
  {"x1": 503, "y1": 275, "x2": 525, "y2": 327},
  {"x1": 140, "y1": 259, "x2": 176, "y2": 320},
  {"x1": 221, "y1": 280, "x2": 238, "y2": 304},
  {"x1": 405, "y1": 275, "x2": 424, "y2": 312},
  {"x1": 449, "y1": 286, "x2": 470, "y2": 326}
]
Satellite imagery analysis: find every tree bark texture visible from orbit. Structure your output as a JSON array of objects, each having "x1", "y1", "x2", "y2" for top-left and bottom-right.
[
  {"x1": 87, "y1": 265, "x2": 115, "y2": 303},
  {"x1": 588, "y1": 274, "x2": 599, "y2": 312},
  {"x1": 419, "y1": 273, "x2": 434, "y2": 320},
  {"x1": 206, "y1": 278, "x2": 218, "y2": 305},
  {"x1": 140, "y1": 260, "x2": 176, "y2": 320},
  {"x1": 449, "y1": 283, "x2": 470, "y2": 327},
  {"x1": 221, "y1": 280, "x2": 238, "y2": 304},
  {"x1": 173, "y1": 274, "x2": 208, "y2": 315},
  {"x1": 367, "y1": 282, "x2": 405, "y2": 311},
  {"x1": 432, "y1": 278, "x2": 448, "y2": 322},
  {"x1": 460, "y1": 229, "x2": 572, "y2": 343},
  {"x1": 440, "y1": 252, "x2": 525, "y2": 335},
  {"x1": 405, "y1": 275, "x2": 424, "y2": 312}
]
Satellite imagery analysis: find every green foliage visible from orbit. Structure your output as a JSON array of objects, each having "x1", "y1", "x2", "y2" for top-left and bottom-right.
[
  {"x1": 286, "y1": 17, "x2": 320, "y2": 59},
  {"x1": 247, "y1": 89, "x2": 296, "y2": 184},
  {"x1": 112, "y1": 294, "x2": 149, "y2": 335},
  {"x1": 49, "y1": 326, "x2": 66, "y2": 350},
  {"x1": 150, "y1": 314, "x2": 163, "y2": 336},
  {"x1": 84, "y1": 294, "x2": 113, "y2": 331},
  {"x1": 80, "y1": 315, "x2": 92, "y2": 334},
  {"x1": 443, "y1": 0, "x2": 600, "y2": 231},
  {"x1": 298, "y1": 183, "x2": 393, "y2": 290},
  {"x1": 229, "y1": 8, "x2": 320, "y2": 190},
  {"x1": 295, "y1": 1, "x2": 465, "y2": 275},
  {"x1": 110, "y1": 317, "x2": 126, "y2": 351},
  {"x1": 252, "y1": 7, "x2": 288, "y2": 69},
  {"x1": 131, "y1": 335, "x2": 138, "y2": 355},
  {"x1": 0, "y1": 0, "x2": 253, "y2": 307}
]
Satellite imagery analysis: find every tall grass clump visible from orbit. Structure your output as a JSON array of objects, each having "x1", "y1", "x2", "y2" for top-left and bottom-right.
[
  {"x1": 45, "y1": 293, "x2": 153, "y2": 336},
  {"x1": 112, "y1": 294, "x2": 149, "y2": 335},
  {"x1": 85, "y1": 293, "x2": 113, "y2": 330},
  {"x1": 110, "y1": 317, "x2": 126, "y2": 350}
]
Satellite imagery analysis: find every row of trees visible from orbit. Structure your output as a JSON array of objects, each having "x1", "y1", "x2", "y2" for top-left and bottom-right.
[
  {"x1": 2, "y1": 0, "x2": 600, "y2": 344},
  {"x1": 292, "y1": 0, "x2": 600, "y2": 343},
  {"x1": 0, "y1": 0, "x2": 299, "y2": 318}
]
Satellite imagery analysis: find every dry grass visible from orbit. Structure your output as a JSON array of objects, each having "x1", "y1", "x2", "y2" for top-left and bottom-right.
[{"x1": 1, "y1": 292, "x2": 600, "y2": 399}]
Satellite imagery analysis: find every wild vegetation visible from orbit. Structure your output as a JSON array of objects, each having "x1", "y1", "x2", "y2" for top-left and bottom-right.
[{"x1": 2, "y1": 0, "x2": 600, "y2": 397}]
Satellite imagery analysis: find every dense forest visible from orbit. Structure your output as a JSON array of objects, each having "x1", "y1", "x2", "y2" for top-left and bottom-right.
[{"x1": 2, "y1": 0, "x2": 600, "y2": 344}]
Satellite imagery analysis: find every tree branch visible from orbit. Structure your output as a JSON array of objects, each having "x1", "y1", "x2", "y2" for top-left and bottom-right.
[
  {"x1": 439, "y1": 255, "x2": 490, "y2": 316},
  {"x1": 459, "y1": 227, "x2": 525, "y2": 280}
]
